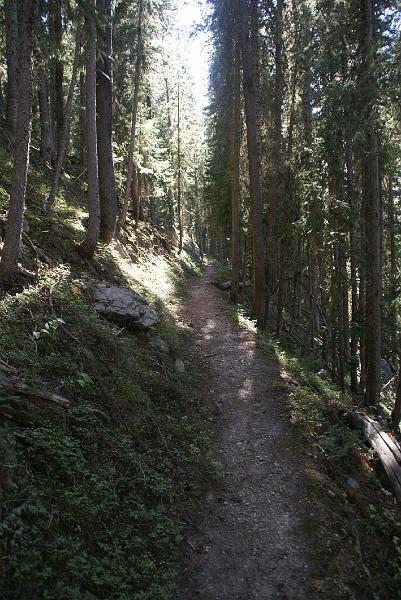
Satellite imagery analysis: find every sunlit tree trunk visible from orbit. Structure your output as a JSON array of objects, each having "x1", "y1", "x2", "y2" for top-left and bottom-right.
[
  {"x1": 0, "y1": 0, "x2": 38, "y2": 283},
  {"x1": 78, "y1": 0, "x2": 100, "y2": 259},
  {"x1": 176, "y1": 81, "x2": 183, "y2": 250}
]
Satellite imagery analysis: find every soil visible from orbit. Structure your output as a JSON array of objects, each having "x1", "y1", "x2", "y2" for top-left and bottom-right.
[{"x1": 176, "y1": 263, "x2": 325, "y2": 600}]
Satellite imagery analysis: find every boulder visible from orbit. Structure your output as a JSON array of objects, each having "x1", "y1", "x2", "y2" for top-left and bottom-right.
[
  {"x1": 346, "y1": 477, "x2": 360, "y2": 491},
  {"x1": 182, "y1": 234, "x2": 202, "y2": 264},
  {"x1": 175, "y1": 358, "x2": 186, "y2": 374},
  {"x1": 93, "y1": 284, "x2": 159, "y2": 330}
]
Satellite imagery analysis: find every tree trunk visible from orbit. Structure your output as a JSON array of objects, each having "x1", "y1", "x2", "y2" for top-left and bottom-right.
[
  {"x1": 77, "y1": 1, "x2": 100, "y2": 260},
  {"x1": 229, "y1": 38, "x2": 241, "y2": 304},
  {"x1": 96, "y1": 0, "x2": 117, "y2": 243},
  {"x1": 136, "y1": 171, "x2": 143, "y2": 222},
  {"x1": 119, "y1": 0, "x2": 144, "y2": 228},
  {"x1": 0, "y1": 79, "x2": 4, "y2": 121},
  {"x1": 49, "y1": 0, "x2": 64, "y2": 159},
  {"x1": 392, "y1": 373, "x2": 401, "y2": 433},
  {"x1": 267, "y1": 0, "x2": 284, "y2": 320},
  {"x1": 237, "y1": 0, "x2": 266, "y2": 327},
  {"x1": 79, "y1": 71, "x2": 86, "y2": 167},
  {"x1": 131, "y1": 166, "x2": 139, "y2": 221},
  {"x1": 177, "y1": 79, "x2": 183, "y2": 254},
  {"x1": 345, "y1": 124, "x2": 359, "y2": 394},
  {"x1": 4, "y1": 0, "x2": 19, "y2": 137},
  {"x1": 149, "y1": 196, "x2": 156, "y2": 225},
  {"x1": 46, "y1": 19, "x2": 82, "y2": 208},
  {"x1": 388, "y1": 181, "x2": 397, "y2": 363},
  {"x1": 0, "y1": 0, "x2": 38, "y2": 283},
  {"x1": 37, "y1": 66, "x2": 53, "y2": 162},
  {"x1": 361, "y1": 0, "x2": 382, "y2": 406}
]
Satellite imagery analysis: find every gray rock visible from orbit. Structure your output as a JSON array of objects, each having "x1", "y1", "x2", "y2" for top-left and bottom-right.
[
  {"x1": 346, "y1": 477, "x2": 360, "y2": 491},
  {"x1": 151, "y1": 337, "x2": 169, "y2": 353},
  {"x1": 175, "y1": 358, "x2": 186, "y2": 374},
  {"x1": 93, "y1": 284, "x2": 159, "y2": 330},
  {"x1": 183, "y1": 236, "x2": 202, "y2": 264},
  {"x1": 381, "y1": 359, "x2": 396, "y2": 383},
  {"x1": 212, "y1": 280, "x2": 231, "y2": 291}
]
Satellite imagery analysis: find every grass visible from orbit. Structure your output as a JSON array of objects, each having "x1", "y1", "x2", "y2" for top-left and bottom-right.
[{"x1": 0, "y1": 143, "x2": 212, "y2": 599}]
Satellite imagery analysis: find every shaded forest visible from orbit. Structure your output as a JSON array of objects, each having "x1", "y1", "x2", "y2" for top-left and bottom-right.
[{"x1": 0, "y1": 0, "x2": 401, "y2": 598}]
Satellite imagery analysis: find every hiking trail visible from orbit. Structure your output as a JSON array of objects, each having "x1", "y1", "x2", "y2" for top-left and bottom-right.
[{"x1": 177, "y1": 262, "x2": 322, "y2": 600}]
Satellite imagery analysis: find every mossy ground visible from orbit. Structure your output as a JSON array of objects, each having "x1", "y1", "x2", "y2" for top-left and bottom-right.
[{"x1": 0, "y1": 142, "x2": 212, "y2": 599}]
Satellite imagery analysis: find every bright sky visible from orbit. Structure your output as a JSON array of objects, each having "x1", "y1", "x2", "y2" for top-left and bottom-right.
[{"x1": 176, "y1": 0, "x2": 211, "y2": 113}]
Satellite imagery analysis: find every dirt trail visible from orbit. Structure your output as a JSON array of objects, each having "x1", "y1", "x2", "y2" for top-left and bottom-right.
[{"x1": 177, "y1": 263, "x2": 322, "y2": 600}]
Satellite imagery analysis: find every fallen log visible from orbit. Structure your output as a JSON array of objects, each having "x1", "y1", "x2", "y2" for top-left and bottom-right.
[
  {"x1": 0, "y1": 375, "x2": 70, "y2": 428},
  {"x1": 348, "y1": 411, "x2": 401, "y2": 502},
  {"x1": 0, "y1": 359, "x2": 19, "y2": 375}
]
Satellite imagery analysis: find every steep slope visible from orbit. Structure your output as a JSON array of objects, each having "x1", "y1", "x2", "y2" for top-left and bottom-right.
[{"x1": 0, "y1": 145, "x2": 210, "y2": 600}]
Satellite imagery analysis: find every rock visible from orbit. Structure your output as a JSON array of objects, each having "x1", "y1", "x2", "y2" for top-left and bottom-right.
[
  {"x1": 150, "y1": 337, "x2": 169, "y2": 353},
  {"x1": 212, "y1": 279, "x2": 231, "y2": 291},
  {"x1": 346, "y1": 477, "x2": 360, "y2": 491},
  {"x1": 93, "y1": 284, "x2": 159, "y2": 330},
  {"x1": 182, "y1": 235, "x2": 202, "y2": 264},
  {"x1": 175, "y1": 358, "x2": 186, "y2": 374},
  {"x1": 381, "y1": 358, "x2": 396, "y2": 383}
]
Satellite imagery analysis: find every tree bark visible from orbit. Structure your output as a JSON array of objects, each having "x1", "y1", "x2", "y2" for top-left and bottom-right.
[
  {"x1": 131, "y1": 165, "x2": 139, "y2": 221},
  {"x1": 96, "y1": 0, "x2": 117, "y2": 243},
  {"x1": 119, "y1": 0, "x2": 144, "y2": 228},
  {"x1": 4, "y1": 0, "x2": 19, "y2": 137},
  {"x1": 79, "y1": 71, "x2": 86, "y2": 167},
  {"x1": 237, "y1": 0, "x2": 266, "y2": 327},
  {"x1": 361, "y1": 0, "x2": 382, "y2": 406},
  {"x1": 229, "y1": 41, "x2": 241, "y2": 304},
  {"x1": 0, "y1": 0, "x2": 38, "y2": 283},
  {"x1": 46, "y1": 19, "x2": 82, "y2": 208},
  {"x1": 49, "y1": 0, "x2": 64, "y2": 159},
  {"x1": 267, "y1": 0, "x2": 284, "y2": 321},
  {"x1": 391, "y1": 372, "x2": 401, "y2": 433},
  {"x1": 37, "y1": 66, "x2": 53, "y2": 162},
  {"x1": 177, "y1": 79, "x2": 183, "y2": 253},
  {"x1": 77, "y1": 0, "x2": 100, "y2": 260},
  {"x1": 345, "y1": 123, "x2": 359, "y2": 393}
]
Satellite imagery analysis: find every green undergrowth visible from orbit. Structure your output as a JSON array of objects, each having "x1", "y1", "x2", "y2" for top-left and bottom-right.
[
  {"x1": 221, "y1": 288, "x2": 401, "y2": 598},
  {"x1": 0, "y1": 150, "x2": 211, "y2": 599}
]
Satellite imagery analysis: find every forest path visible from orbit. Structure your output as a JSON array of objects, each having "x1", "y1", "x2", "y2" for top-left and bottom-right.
[{"x1": 177, "y1": 262, "x2": 322, "y2": 600}]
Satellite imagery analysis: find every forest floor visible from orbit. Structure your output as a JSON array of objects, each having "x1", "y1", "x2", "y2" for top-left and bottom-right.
[{"x1": 177, "y1": 262, "x2": 325, "y2": 599}]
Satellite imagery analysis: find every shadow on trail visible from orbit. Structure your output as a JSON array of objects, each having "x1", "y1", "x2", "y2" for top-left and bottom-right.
[{"x1": 176, "y1": 263, "x2": 322, "y2": 600}]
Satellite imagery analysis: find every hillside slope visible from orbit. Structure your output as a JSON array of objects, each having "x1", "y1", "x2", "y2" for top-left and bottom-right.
[{"x1": 0, "y1": 148, "x2": 210, "y2": 600}]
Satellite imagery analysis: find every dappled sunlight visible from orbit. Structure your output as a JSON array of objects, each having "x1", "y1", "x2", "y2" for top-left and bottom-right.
[
  {"x1": 178, "y1": 264, "x2": 316, "y2": 599},
  {"x1": 110, "y1": 241, "x2": 176, "y2": 303}
]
